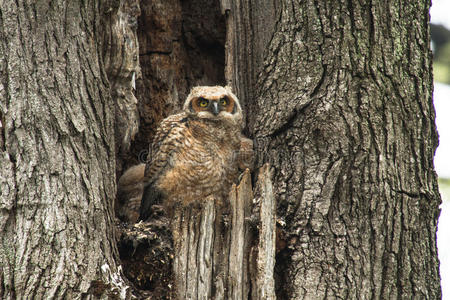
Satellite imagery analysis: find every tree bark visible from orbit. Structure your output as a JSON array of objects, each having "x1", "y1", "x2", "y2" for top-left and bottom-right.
[
  {"x1": 226, "y1": 0, "x2": 441, "y2": 298},
  {"x1": 113, "y1": 0, "x2": 441, "y2": 298},
  {"x1": 0, "y1": 1, "x2": 139, "y2": 298},
  {"x1": 7, "y1": 0, "x2": 435, "y2": 298}
]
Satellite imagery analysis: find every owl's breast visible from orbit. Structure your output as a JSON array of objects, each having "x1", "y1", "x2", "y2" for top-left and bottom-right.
[{"x1": 156, "y1": 124, "x2": 240, "y2": 205}]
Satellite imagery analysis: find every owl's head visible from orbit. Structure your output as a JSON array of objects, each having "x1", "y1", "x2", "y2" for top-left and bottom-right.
[{"x1": 183, "y1": 86, "x2": 243, "y2": 127}]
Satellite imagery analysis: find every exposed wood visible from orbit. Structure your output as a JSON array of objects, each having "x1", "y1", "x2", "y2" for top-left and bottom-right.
[
  {"x1": 169, "y1": 167, "x2": 276, "y2": 300},
  {"x1": 172, "y1": 198, "x2": 216, "y2": 299},
  {"x1": 228, "y1": 169, "x2": 252, "y2": 299},
  {"x1": 103, "y1": 0, "x2": 141, "y2": 170},
  {"x1": 223, "y1": 0, "x2": 278, "y2": 110},
  {"x1": 251, "y1": 164, "x2": 276, "y2": 300}
]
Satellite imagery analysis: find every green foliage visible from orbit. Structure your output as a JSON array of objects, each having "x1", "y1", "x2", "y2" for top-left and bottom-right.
[
  {"x1": 439, "y1": 177, "x2": 450, "y2": 202},
  {"x1": 434, "y1": 42, "x2": 450, "y2": 84},
  {"x1": 436, "y1": 42, "x2": 450, "y2": 64},
  {"x1": 434, "y1": 62, "x2": 450, "y2": 84}
]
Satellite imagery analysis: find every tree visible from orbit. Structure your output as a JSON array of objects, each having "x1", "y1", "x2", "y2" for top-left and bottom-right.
[
  {"x1": 129, "y1": 0, "x2": 441, "y2": 298},
  {"x1": 227, "y1": 1, "x2": 441, "y2": 298},
  {"x1": 1, "y1": 0, "x2": 441, "y2": 299},
  {"x1": 0, "y1": 1, "x2": 139, "y2": 298}
]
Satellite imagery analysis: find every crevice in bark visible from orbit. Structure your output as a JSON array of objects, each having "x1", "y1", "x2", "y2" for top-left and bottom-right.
[
  {"x1": 269, "y1": 101, "x2": 312, "y2": 139},
  {"x1": 117, "y1": 219, "x2": 174, "y2": 299},
  {"x1": 310, "y1": 65, "x2": 327, "y2": 98},
  {"x1": 116, "y1": 1, "x2": 231, "y2": 297},
  {"x1": 0, "y1": 111, "x2": 5, "y2": 152},
  {"x1": 139, "y1": 51, "x2": 172, "y2": 56},
  {"x1": 101, "y1": 0, "x2": 141, "y2": 180},
  {"x1": 274, "y1": 240, "x2": 292, "y2": 299},
  {"x1": 123, "y1": 0, "x2": 226, "y2": 175}
]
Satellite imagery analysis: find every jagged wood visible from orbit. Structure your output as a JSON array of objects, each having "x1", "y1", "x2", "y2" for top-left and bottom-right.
[
  {"x1": 171, "y1": 167, "x2": 275, "y2": 300},
  {"x1": 251, "y1": 164, "x2": 276, "y2": 300}
]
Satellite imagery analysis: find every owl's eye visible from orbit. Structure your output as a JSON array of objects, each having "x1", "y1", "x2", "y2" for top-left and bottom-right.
[
  {"x1": 219, "y1": 97, "x2": 228, "y2": 106},
  {"x1": 198, "y1": 98, "x2": 209, "y2": 107}
]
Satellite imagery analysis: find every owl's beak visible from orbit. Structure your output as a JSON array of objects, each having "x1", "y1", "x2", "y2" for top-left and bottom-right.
[{"x1": 211, "y1": 101, "x2": 220, "y2": 116}]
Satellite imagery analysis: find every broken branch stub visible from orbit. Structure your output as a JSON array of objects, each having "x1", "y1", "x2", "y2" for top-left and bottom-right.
[{"x1": 171, "y1": 166, "x2": 275, "y2": 299}]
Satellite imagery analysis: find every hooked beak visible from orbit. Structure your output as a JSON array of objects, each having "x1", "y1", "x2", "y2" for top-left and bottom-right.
[{"x1": 211, "y1": 101, "x2": 220, "y2": 116}]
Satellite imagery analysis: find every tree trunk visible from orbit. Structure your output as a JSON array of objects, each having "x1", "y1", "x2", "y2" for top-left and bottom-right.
[
  {"x1": 226, "y1": 0, "x2": 441, "y2": 298},
  {"x1": 114, "y1": 0, "x2": 440, "y2": 298},
  {"x1": 4, "y1": 0, "x2": 438, "y2": 298},
  {"x1": 0, "y1": 1, "x2": 139, "y2": 298}
]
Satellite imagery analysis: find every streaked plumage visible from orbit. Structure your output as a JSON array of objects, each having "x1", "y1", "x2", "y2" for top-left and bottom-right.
[{"x1": 139, "y1": 86, "x2": 248, "y2": 220}]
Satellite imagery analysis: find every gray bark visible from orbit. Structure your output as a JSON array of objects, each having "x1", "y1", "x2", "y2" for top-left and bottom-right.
[
  {"x1": 226, "y1": 0, "x2": 441, "y2": 298},
  {"x1": 0, "y1": 1, "x2": 139, "y2": 298}
]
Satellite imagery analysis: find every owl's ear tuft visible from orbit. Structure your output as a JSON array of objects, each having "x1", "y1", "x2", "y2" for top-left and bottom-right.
[{"x1": 224, "y1": 85, "x2": 234, "y2": 94}]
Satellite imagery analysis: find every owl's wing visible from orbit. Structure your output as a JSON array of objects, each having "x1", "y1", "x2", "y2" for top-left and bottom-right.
[
  {"x1": 145, "y1": 113, "x2": 188, "y2": 182},
  {"x1": 139, "y1": 113, "x2": 188, "y2": 220}
]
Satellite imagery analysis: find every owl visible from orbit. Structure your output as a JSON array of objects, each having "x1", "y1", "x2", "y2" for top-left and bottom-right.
[{"x1": 136, "y1": 85, "x2": 251, "y2": 221}]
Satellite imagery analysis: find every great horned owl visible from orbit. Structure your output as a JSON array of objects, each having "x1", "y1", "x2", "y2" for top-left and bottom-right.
[{"x1": 130, "y1": 85, "x2": 252, "y2": 221}]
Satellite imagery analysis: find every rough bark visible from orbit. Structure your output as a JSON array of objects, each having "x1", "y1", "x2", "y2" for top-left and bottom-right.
[
  {"x1": 114, "y1": 0, "x2": 440, "y2": 298},
  {"x1": 0, "y1": 1, "x2": 137, "y2": 298},
  {"x1": 226, "y1": 0, "x2": 441, "y2": 298}
]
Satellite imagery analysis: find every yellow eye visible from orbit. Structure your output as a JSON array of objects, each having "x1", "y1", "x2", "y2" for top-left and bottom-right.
[
  {"x1": 198, "y1": 98, "x2": 209, "y2": 107},
  {"x1": 219, "y1": 97, "x2": 228, "y2": 106}
]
